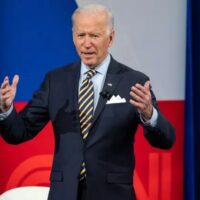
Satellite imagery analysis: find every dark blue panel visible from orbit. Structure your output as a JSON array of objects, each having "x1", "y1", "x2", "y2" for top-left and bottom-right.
[
  {"x1": 0, "y1": 0, "x2": 78, "y2": 101},
  {"x1": 192, "y1": 1, "x2": 200, "y2": 199},
  {"x1": 185, "y1": 0, "x2": 200, "y2": 199}
]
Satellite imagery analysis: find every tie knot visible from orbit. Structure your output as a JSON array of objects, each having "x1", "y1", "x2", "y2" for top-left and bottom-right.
[{"x1": 86, "y1": 70, "x2": 96, "y2": 79}]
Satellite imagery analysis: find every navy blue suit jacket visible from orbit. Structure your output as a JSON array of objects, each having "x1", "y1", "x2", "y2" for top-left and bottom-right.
[{"x1": 0, "y1": 57, "x2": 175, "y2": 200}]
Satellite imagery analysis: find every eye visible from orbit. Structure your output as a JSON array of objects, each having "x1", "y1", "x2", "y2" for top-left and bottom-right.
[
  {"x1": 89, "y1": 33, "x2": 100, "y2": 39},
  {"x1": 77, "y1": 33, "x2": 85, "y2": 38}
]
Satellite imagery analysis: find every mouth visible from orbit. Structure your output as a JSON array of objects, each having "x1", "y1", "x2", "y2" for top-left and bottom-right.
[{"x1": 81, "y1": 52, "x2": 95, "y2": 56}]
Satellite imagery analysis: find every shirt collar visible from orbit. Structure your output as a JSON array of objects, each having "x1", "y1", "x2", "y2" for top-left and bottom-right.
[{"x1": 80, "y1": 54, "x2": 111, "y2": 76}]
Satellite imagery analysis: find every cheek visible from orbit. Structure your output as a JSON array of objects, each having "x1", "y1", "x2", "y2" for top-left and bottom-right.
[
  {"x1": 98, "y1": 42, "x2": 110, "y2": 54},
  {"x1": 73, "y1": 39, "x2": 82, "y2": 49},
  {"x1": 75, "y1": 44, "x2": 82, "y2": 55}
]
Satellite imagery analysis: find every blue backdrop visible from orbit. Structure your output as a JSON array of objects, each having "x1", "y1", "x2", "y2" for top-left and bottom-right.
[
  {"x1": 0, "y1": 0, "x2": 78, "y2": 101},
  {"x1": 185, "y1": 0, "x2": 200, "y2": 199}
]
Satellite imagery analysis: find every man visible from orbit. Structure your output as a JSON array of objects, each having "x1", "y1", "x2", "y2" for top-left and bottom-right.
[{"x1": 0, "y1": 4, "x2": 175, "y2": 200}]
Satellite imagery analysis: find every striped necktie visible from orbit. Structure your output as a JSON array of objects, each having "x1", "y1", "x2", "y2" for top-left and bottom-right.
[{"x1": 78, "y1": 69, "x2": 96, "y2": 180}]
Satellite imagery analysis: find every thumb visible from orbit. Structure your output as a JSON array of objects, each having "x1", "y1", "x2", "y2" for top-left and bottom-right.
[
  {"x1": 12, "y1": 74, "x2": 20, "y2": 88},
  {"x1": 144, "y1": 80, "x2": 151, "y2": 90}
]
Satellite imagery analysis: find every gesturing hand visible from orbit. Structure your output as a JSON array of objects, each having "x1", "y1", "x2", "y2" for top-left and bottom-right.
[
  {"x1": 129, "y1": 81, "x2": 153, "y2": 120},
  {"x1": 0, "y1": 75, "x2": 19, "y2": 112}
]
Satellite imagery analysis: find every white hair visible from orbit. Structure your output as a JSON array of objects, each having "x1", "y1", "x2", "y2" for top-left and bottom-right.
[{"x1": 72, "y1": 4, "x2": 114, "y2": 34}]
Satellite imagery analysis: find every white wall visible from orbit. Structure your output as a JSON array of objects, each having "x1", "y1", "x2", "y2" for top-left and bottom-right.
[{"x1": 76, "y1": 0, "x2": 186, "y2": 100}]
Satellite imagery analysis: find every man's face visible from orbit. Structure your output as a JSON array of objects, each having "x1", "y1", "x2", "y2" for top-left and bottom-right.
[{"x1": 73, "y1": 11, "x2": 114, "y2": 68}]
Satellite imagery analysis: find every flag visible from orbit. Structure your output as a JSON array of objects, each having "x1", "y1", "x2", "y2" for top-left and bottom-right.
[
  {"x1": 0, "y1": 0, "x2": 78, "y2": 193},
  {"x1": 0, "y1": 0, "x2": 78, "y2": 100}
]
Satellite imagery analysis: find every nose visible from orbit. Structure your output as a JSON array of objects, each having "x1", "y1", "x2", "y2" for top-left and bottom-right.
[{"x1": 83, "y1": 36, "x2": 92, "y2": 48}]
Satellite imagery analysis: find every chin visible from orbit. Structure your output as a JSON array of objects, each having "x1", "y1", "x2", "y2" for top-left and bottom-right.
[{"x1": 83, "y1": 60, "x2": 97, "y2": 67}]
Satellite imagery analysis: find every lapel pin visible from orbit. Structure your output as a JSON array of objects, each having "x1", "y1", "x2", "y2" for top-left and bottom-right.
[{"x1": 107, "y1": 83, "x2": 112, "y2": 87}]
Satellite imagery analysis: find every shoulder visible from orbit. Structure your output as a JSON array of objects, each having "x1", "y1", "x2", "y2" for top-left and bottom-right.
[
  {"x1": 41, "y1": 61, "x2": 81, "y2": 83},
  {"x1": 46, "y1": 60, "x2": 80, "y2": 77},
  {"x1": 111, "y1": 57, "x2": 149, "y2": 84}
]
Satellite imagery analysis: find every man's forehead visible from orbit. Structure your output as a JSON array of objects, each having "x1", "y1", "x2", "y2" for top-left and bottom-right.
[
  {"x1": 73, "y1": 26, "x2": 106, "y2": 34},
  {"x1": 73, "y1": 16, "x2": 107, "y2": 31},
  {"x1": 75, "y1": 10, "x2": 107, "y2": 18}
]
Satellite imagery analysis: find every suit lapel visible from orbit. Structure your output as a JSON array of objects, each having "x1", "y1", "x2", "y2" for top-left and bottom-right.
[
  {"x1": 91, "y1": 74, "x2": 122, "y2": 125},
  {"x1": 85, "y1": 58, "x2": 123, "y2": 147}
]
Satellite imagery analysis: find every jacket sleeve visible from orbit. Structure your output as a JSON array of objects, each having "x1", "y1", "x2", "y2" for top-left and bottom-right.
[{"x1": 142, "y1": 89, "x2": 175, "y2": 149}]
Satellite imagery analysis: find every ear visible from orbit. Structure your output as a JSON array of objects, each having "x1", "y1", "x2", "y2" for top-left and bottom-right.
[{"x1": 108, "y1": 30, "x2": 115, "y2": 47}]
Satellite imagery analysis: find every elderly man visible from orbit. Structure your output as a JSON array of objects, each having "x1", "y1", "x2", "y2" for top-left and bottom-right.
[{"x1": 0, "y1": 4, "x2": 175, "y2": 200}]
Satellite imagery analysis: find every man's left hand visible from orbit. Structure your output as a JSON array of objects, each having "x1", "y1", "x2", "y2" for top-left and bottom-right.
[{"x1": 129, "y1": 80, "x2": 153, "y2": 120}]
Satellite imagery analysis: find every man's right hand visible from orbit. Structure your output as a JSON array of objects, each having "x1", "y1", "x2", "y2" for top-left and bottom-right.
[{"x1": 0, "y1": 75, "x2": 19, "y2": 113}]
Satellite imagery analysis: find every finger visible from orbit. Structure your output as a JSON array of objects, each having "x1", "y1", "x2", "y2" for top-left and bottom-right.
[
  {"x1": 129, "y1": 91, "x2": 145, "y2": 104},
  {"x1": 1, "y1": 86, "x2": 12, "y2": 96},
  {"x1": 1, "y1": 76, "x2": 10, "y2": 89},
  {"x1": 12, "y1": 75, "x2": 19, "y2": 88},
  {"x1": 129, "y1": 99, "x2": 145, "y2": 110},
  {"x1": 131, "y1": 86, "x2": 150, "y2": 102},
  {"x1": 3, "y1": 76, "x2": 9, "y2": 82},
  {"x1": 130, "y1": 86, "x2": 146, "y2": 100},
  {"x1": 144, "y1": 81, "x2": 151, "y2": 90},
  {"x1": 1, "y1": 92, "x2": 12, "y2": 100},
  {"x1": 1, "y1": 91, "x2": 14, "y2": 107},
  {"x1": 134, "y1": 84, "x2": 149, "y2": 95}
]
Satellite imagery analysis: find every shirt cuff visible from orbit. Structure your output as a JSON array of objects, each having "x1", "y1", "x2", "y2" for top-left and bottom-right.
[
  {"x1": 0, "y1": 104, "x2": 14, "y2": 121},
  {"x1": 140, "y1": 107, "x2": 158, "y2": 127}
]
